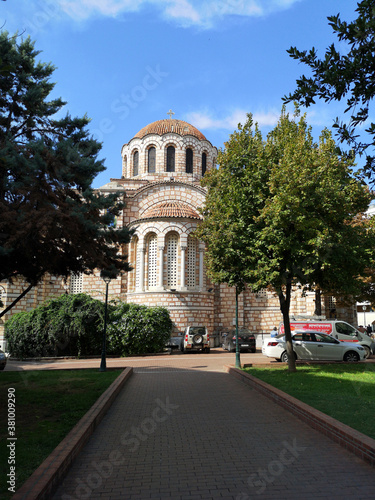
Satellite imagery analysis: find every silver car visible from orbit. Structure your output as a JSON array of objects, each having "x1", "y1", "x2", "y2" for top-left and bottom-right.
[{"x1": 262, "y1": 330, "x2": 366, "y2": 363}]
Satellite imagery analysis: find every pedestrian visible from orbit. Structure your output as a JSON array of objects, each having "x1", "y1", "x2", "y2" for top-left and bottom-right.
[{"x1": 270, "y1": 327, "x2": 278, "y2": 337}]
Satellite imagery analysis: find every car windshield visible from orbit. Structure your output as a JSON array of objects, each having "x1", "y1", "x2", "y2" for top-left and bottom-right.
[
  {"x1": 336, "y1": 322, "x2": 357, "y2": 337},
  {"x1": 189, "y1": 327, "x2": 205, "y2": 335},
  {"x1": 230, "y1": 329, "x2": 252, "y2": 335}
]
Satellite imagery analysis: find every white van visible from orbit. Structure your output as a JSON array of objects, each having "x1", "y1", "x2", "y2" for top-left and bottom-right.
[{"x1": 279, "y1": 317, "x2": 375, "y2": 359}]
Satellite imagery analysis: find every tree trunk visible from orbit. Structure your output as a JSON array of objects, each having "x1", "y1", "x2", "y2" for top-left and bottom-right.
[
  {"x1": 278, "y1": 281, "x2": 296, "y2": 372},
  {"x1": 0, "y1": 283, "x2": 34, "y2": 319},
  {"x1": 314, "y1": 289, "x2": 322, "y2": 316}
]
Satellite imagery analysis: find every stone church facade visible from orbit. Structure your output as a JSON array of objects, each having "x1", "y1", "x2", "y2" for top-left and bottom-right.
[{"x1": 0, "y1": 117, "x2": 357, "y2": 350}]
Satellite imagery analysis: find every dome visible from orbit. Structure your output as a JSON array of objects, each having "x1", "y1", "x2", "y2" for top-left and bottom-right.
[
  {"x1": 141, "y1": 201, "x2": 202, "y2": 220},
  {"x1": 134, "y1": 119, "x2": 207, "y2": 141}
]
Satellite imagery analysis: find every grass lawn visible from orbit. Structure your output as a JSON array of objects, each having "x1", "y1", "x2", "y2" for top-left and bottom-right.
[
  {"x1": 0, "y1": 369, "x2": 122, "y2": 499},
  {"x1": 243, "y1": 364, "x2": 375, "y2": 440}
]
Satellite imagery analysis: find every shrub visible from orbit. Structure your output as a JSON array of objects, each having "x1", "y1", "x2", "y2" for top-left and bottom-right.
[
  {"x1": 5, "y1": 294, "x2": 106, "y2": 358},
  {"x1": 107, "y1": 302, "x2": 172, "y2": 356}
]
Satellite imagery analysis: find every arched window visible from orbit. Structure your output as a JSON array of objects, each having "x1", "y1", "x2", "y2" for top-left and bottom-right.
[
  {"x1": 135, "y1": 240, "x2": 141, "y2": 291},
  {"x1": 187, "y1": 237, "x2": 196, "y2": 287},
  {"x1": 202, "y1": 152, "x2": 207, "y2": 176},
  {"x1": 186, "y1": 148, "x2": 193, "y2": 173},
  {"x1": 70, "y1": 272, "x2": 83, "y2": 294},
  {"x1": 133, "y1": 151, "x2": 139, "y2": 176},
  {"x1": 148, "y1": 147, "x2": 156, "y2": 173},
  {"x1": 167, "y1": 146, "x2": 175, "y2": 172},
  {"x1": 166, "y1": 233, "x2": 178, "y2": 287},
  {"x1": 147, "y1": 234, "x2": 157, "y2": 288}
]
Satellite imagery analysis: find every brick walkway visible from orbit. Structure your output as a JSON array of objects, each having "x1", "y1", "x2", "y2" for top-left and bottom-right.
[{"x1": 52, "y1": 367, "x2": 375, "y2": 500}]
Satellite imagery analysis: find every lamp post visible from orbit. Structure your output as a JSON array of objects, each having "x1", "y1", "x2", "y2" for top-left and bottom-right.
[
  {"x1": 362, "y1": 305, "x2": 367, "y2": 327},
  {"x1": 99, "y1": 276, "x2": 111, "y2": 372},
  {"x1": 235, "y1": 286, "x2": 241, "y2": 369}
]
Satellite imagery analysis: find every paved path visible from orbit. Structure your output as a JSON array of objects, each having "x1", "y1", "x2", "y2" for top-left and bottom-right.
[
  {"x1": 51, "y1": 363, "x2": 375, "y2": 500},
  {"x1": 5, "y1": 350, "x2": 274, "y2": 373}
]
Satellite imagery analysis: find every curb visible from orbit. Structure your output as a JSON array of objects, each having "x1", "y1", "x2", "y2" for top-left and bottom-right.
[
  {"x1": 12, "y1": 367, "x2": 133, "y2": 500},
  {"x1": 225, "y1": 366, "x2": 375, "y2": 467}
]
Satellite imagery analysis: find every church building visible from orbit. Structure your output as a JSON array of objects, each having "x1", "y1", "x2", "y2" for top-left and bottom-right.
[{"x1": 0, "y1": 116, "x2": 357, "y2": 350}]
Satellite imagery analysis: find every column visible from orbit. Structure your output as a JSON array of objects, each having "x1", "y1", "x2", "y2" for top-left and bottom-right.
[{"x1": 138, "y1": 246, "x2": 146, "y2": 292}]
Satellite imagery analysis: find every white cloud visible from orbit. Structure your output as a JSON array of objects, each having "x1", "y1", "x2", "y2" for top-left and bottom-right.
[
  {"x1": 58, "y1": 0, "x2": 142, "y2": 19},
  {"x1": 164, "y1": 0, "x2": 201, "y2": 26},
  {"x1": 185, "y1": 108, "x2": 280, "y2": 131},
  {"x1": 55, "y1": 0, "x2": 302, "y2": 27}
]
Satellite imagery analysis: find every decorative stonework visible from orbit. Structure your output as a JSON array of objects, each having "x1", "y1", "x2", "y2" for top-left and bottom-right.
[{"x1": 0, "y1": 116, "x2": 358, "y2": 349}]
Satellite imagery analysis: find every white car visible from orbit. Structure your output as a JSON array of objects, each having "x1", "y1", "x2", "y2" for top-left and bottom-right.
[
  {"x1": 180, "y1": 326, "x2": 210, "y2": 353},
  {"x1": 262, "y1": 330, "x2": 366, "y2": 363}
]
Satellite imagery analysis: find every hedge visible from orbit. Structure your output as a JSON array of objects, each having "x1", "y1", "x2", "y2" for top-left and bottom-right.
[
  {"x1": 5, "y1": 294, "x2": 173, "y2": 358},
  {"x1": 5, "y1": 294, "x2": 106, "y2": 358},
  {"x1": 107, "y1": 302, "x2": 173, "y2": 356}
]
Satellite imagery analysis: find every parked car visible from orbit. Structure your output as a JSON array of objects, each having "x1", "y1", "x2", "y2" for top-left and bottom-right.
[
  {"x1": 180, "y1": 326, "x2": 210, "y2": 353},
  {"x1": 222, "y1": 328, "x2": 256, "y2": 353},
  {"x1": 165, "y1": 336, "x2": 182, "y2": 351},
  {"x1": 279, "y1": 318, "x2": 374, "y2": 358},
  {"x1": 262, "y1": 330, "x2": 366, "y2": 363},
  {"x1": 0, "y1": 349, "x2": 7, "y2": 370}
]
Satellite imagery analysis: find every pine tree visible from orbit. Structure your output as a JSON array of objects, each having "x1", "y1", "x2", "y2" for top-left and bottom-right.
[{"x1": 0, "y1": 32, "x2": 133, "y2": 312}]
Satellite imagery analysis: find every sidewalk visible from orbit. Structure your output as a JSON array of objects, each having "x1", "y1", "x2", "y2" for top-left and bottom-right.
[{"x1": 50, "y1": 366, "x2": 375, "y2": 500}]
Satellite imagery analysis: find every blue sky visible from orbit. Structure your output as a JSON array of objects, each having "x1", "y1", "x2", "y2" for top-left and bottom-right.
[{"x1": 2, "y1": 0, "x2": 359, "y2": 188}]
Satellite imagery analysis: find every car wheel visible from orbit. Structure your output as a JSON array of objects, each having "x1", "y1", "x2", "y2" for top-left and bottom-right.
[
  {"x1": 363, "y1": 346, "x2": 371, "y2": 359},
  {"x1": 344, "y1": 351, "x2": 360, "y2": 363},
  {"x1": 280, "y1": 351, "x2": 288, "y2": 363},
  {"x1": 251, "y1": 348, "x2": 256, "y2": 353},
  {"x1": 281, "y1": 351, "x2": 296, "y2": 363},
  {"x1": 193, "y1": 334, "x2": 203, "y2": 345}
]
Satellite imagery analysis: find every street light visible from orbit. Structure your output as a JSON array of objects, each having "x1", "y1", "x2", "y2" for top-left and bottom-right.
[
  {"x1": 99, "y1": 275, "x2": 111, "y2": 372},
  {"x1": 362, "y1": 305, "x2": 367, "y2": 327},
  {"x1": 235, "y1": 287, "x2": 241, "y2": 369}
]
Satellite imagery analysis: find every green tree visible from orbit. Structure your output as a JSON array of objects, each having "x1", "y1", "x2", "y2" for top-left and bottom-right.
[
  {"x1": 284, "y1": 0, "x2": 375, "y2": 181},
  {"x1": 0, "y1": 31, "x2": 133, "y2": 315},
  {"x1": 196, "y1": 116, "x2": 266, "y2": 367},
  {"x1": 197, "y1": 108, "x2": 372, "y2": 372}
]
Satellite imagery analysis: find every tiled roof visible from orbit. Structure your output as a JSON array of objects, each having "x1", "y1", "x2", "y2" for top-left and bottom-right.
[
  {"x1": 141, "y1": 201, "x2": 202, "y2": 220},
  {"x1": 134, "y1": 119, "x2": 207, "y2": 141}
]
